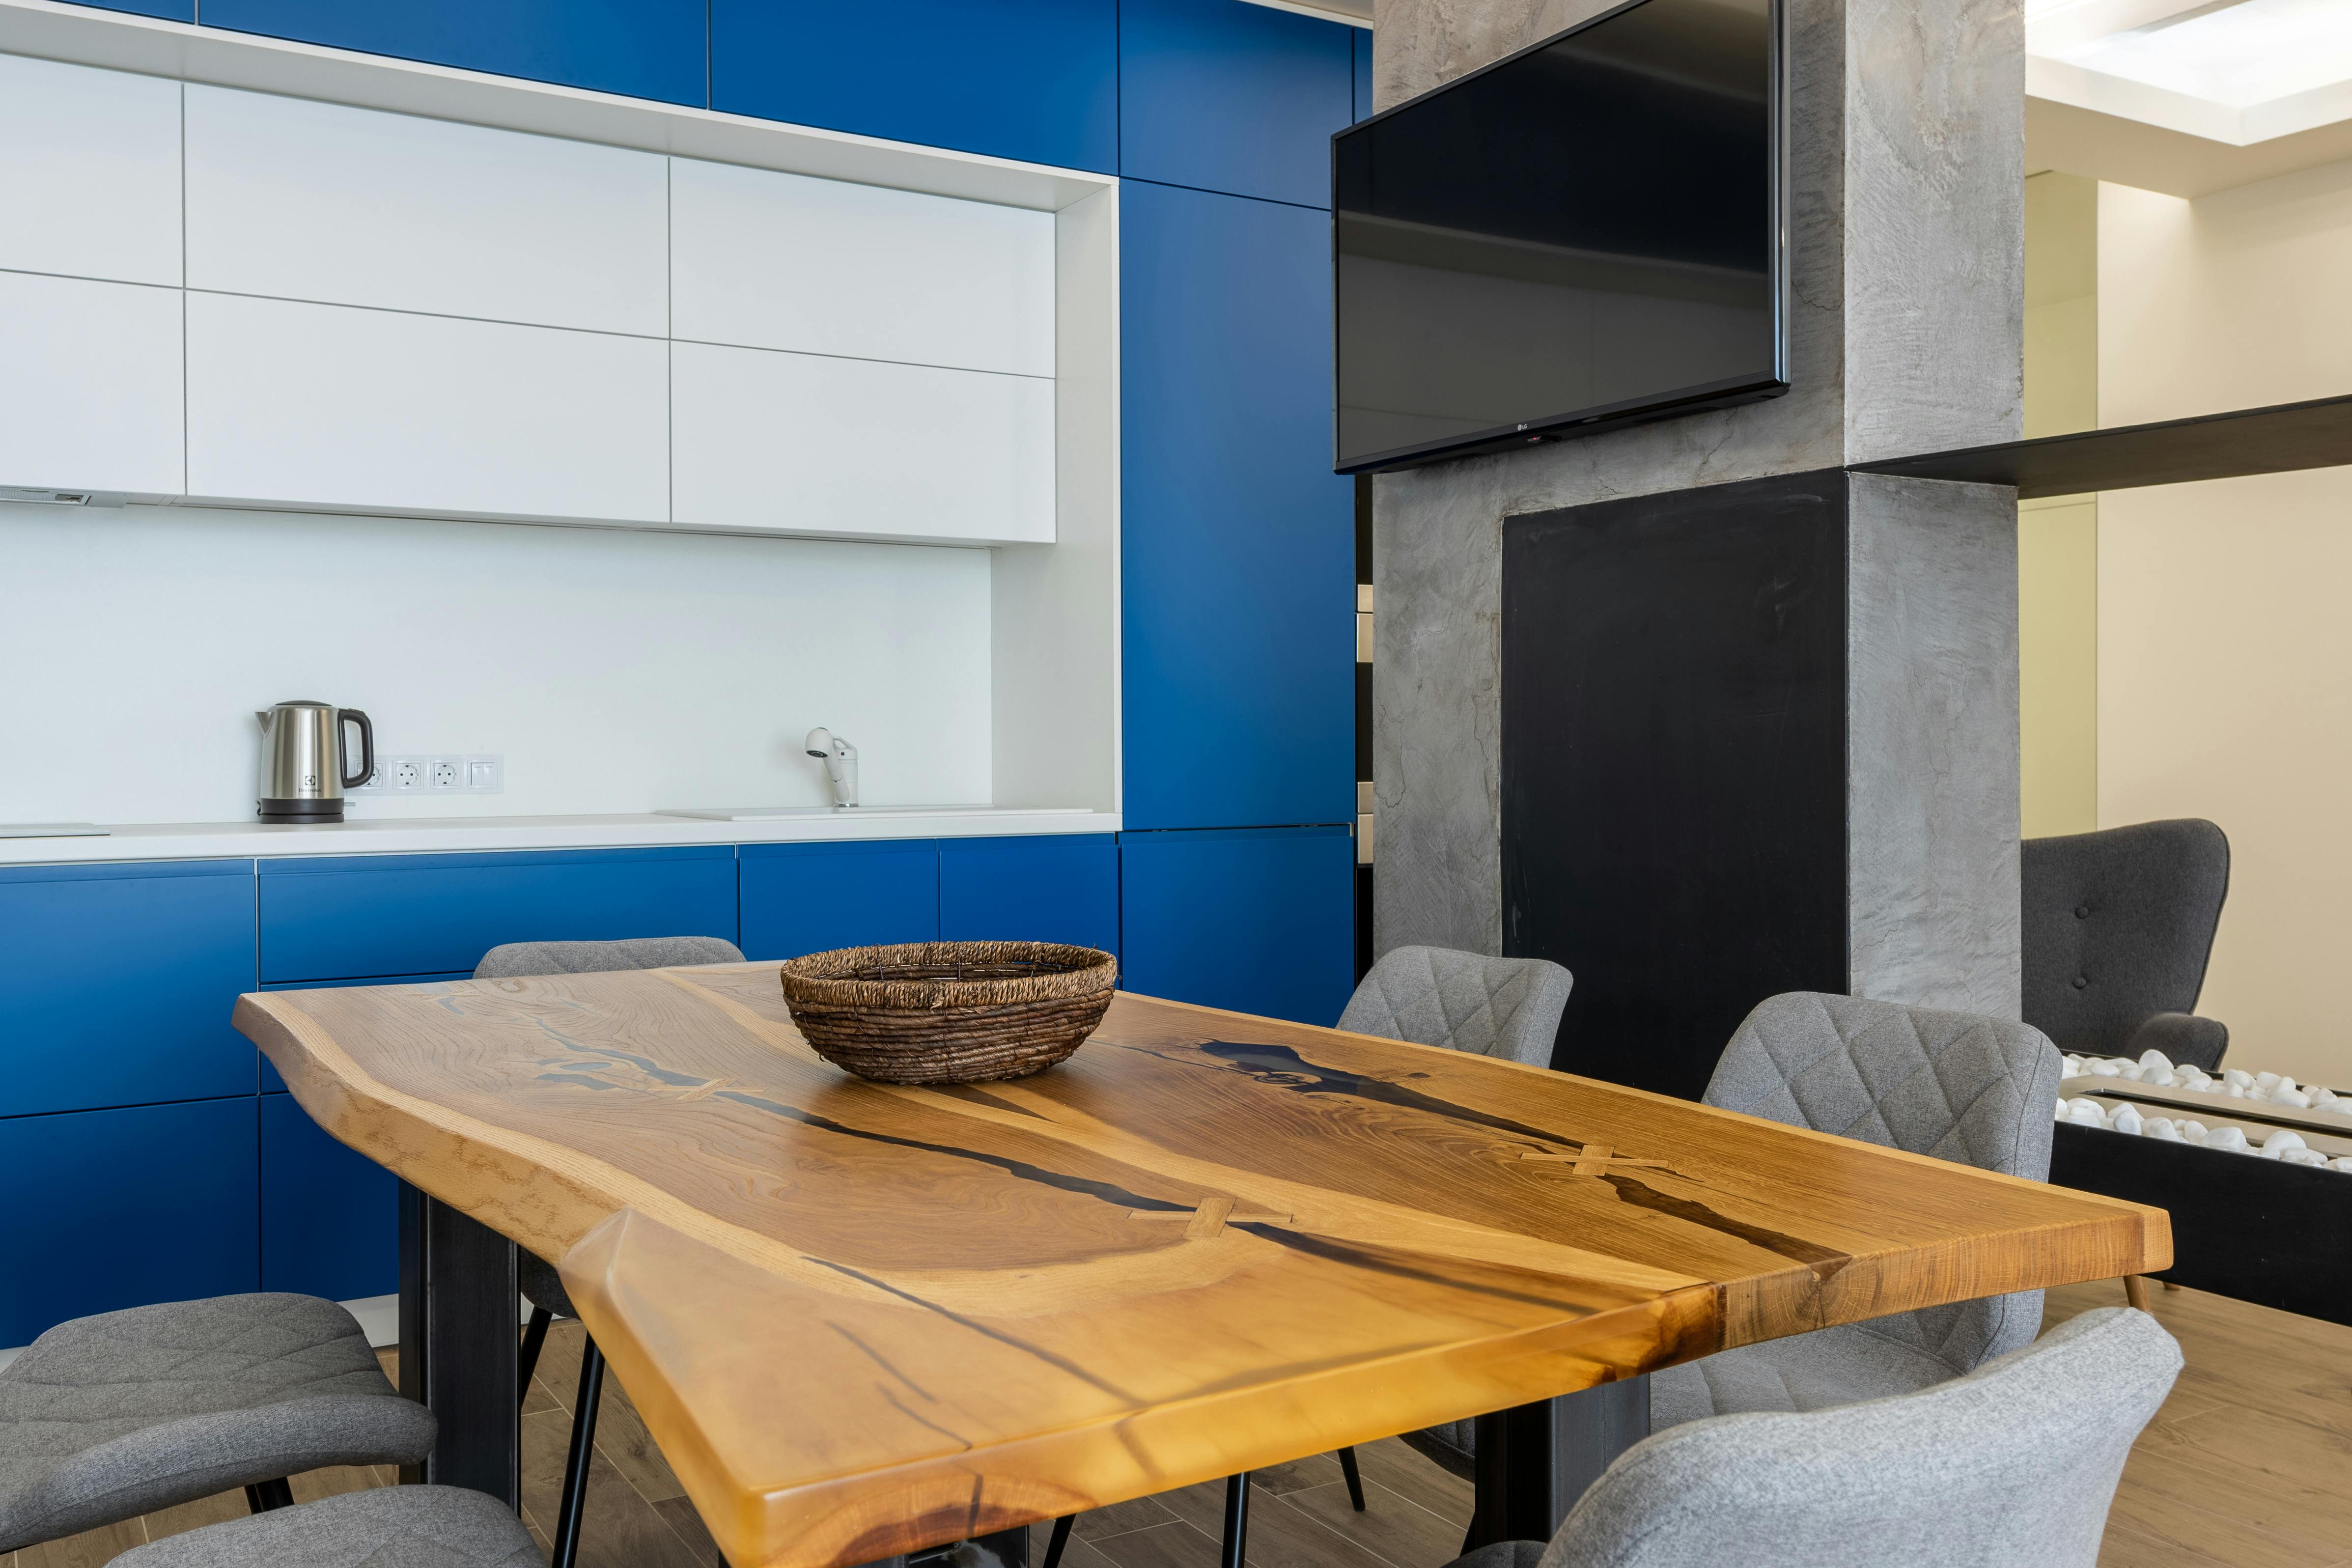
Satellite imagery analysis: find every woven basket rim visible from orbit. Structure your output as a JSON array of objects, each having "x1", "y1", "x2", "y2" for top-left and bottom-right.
[{"x1": 778, "y1": 940, "x2": 1117, "y2": 1010}]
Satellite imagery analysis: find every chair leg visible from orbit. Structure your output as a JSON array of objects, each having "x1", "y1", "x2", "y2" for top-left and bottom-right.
[
  {"x1": 519, "y1": 1305, "x2": 553, "y2": 1400},
  {"x1": 1337, "y1": 1446, "x2": 1366, "y2": 1512},
  {"x1": 1220, "y1": 1473, "x2": 1251, "y2": 1568},
  {"x1": 2124, "y1": 1275, "x2": 2152, "y2": 1312},
  {"x1": 1041, "y1": 1513, "x2": 1075, "y2": 1568},
  {"x1": 244, "y1": 1478, "x2": 294, "y2": 1513},
  {"x1": 551, "y1": 1334, "x2": 607, "y2": 1568}
]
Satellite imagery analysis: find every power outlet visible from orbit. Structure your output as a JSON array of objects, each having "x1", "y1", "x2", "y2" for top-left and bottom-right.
[{"x1": 351, "y1": 754, "x2": 504, "y2": 796}]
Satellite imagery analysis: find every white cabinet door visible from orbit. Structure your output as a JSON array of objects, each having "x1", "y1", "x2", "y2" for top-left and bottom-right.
[
  {"x1": 671, "y1": 157, "x2": 1054, "y2": 378},
  {"x1": 185, "y1": 85, "x2": 667, "y2": 336},
  {"x1": 0, "y1": 55, "x2": 180, "y2": 286},
  {"x1": 0, "y1": 273, "x2": 182, "y2": 496},
  {"x1": 186, "y1": 294, "x2": 668, "y2": 522},
  {"x1": 672, "y1": 342, "x2": 1053, "y2": 544}
]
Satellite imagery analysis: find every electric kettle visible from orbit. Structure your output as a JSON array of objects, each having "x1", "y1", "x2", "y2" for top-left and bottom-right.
[{"x1": 255, "y1": 700, "x2": 374, "y2": 823}]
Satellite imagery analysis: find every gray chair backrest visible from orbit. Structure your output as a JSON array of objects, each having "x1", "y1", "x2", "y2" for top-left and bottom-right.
[
  {"x1": 2021, "y1": 818, "x2": 2229, "y2": 1058},
  {"x1": 1541, "y1": 1306, "x2": 2180, "y2": 1568},
  {"x1": 1705, "y1": 991, "x2": 2063, "y2": 1370},
  {"x1": 1339, "y1": 946, "x2": 1573, "y2": 1067},
  {"x1": 474, "y1": 935, "x2": 745, "y2": 980}
]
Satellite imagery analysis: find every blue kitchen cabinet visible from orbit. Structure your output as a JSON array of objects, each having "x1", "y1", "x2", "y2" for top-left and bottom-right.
[
  {"x1": 197, "y1": 0, "x2": 707, "y2": 107},
  {"x1": 1121, "y1": 180, "x2": 1356, "y2": 832},
  {"x1": 0, "y1": 859, "x2": 257, "y2": 1117},
  {"x1": 258, "y1": 846, "x2": 737, "y2": 983},
  {"x1": 939, "y1": 835, "x2": 1119, "y2": 954},
  {"x1": 0, "y1": 1098, "x2": 259, "y2": 1347},
  {"x1": 1119, "y1": 0, "x2": 1355, "y2": 209},
  {"x1": 260, "y1": 1092, "x2": 396, "y2": 1303},
  {"x1": 711, "y1": 0, "x2": 1118, "y2": 173},
  {"x1": 1355, "y1": 28, "x2": 1375, "y2": 121},
  {"x1": 1118, "y1": 826, "x2": 1354, "y2": 1025},
  {"x1": 739, "y1": 840, "x2": 939, "y2": 960},
  {"x1": 70, "y1": 0, "x2": 193, "y2": 18}
]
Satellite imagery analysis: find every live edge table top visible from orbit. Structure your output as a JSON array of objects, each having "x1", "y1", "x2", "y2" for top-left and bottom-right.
[{"x1": 234, "y1": 965, "x2": 2170, "y2": 1568}]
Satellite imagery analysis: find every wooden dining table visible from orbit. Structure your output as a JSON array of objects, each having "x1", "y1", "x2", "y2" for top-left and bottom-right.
[{"x1": 235, "y1": 962, "x2": 2170, "y2": 1568}]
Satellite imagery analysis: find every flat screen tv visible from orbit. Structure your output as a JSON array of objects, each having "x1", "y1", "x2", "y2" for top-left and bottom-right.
[{"x1": 1332, "y1": 0, "x2": 1786, "y2": 474}]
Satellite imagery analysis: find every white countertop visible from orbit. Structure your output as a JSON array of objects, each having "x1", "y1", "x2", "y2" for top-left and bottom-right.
[{"x1": 0, "y1": 806, "x2": 1119, "y2": 866}]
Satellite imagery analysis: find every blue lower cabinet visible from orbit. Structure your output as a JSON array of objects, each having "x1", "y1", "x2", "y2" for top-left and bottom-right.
[
  {"x1": 0, "y1": 1098, "x2": 259, "y2": 1347},
  {"x1": 1118, "y1": 825, "x2": 1354, "y2": 1025},
  {"x1": 740, "y1": 840, "x2": 939, "y2": 960},
  {"x1": 260, "y1": 1093, "x2": 396, "y2": 1303},
  {"x1": 939, "y1": 835, "x2": 1119, "y2": 954},
  {"x1": 259, "y1": 846, "x2": 738, "y2": 983},
  {"x1": 0, "y1": 860, "x2": 257, "y2": 1117}
]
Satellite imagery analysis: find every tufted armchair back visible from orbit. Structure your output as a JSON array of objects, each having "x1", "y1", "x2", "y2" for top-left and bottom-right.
[
  {"x1": 2021, "y1": 818, "x2": 2231, "y2": 1068},
  {"x1": 1704, "y1": 991, "x2": 2064, "y2": 1371},
  {"x1": 475, "y1": 935, "x2": 744, "y2": 979},
  {"x1": 1339, "y1": 946, "x2": 1574, "y2": 1067}
]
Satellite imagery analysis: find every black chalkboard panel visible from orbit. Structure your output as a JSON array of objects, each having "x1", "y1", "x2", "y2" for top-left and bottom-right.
[{"x1": 1501, "y1": 470, "x2": 1848, "y2": 1098}]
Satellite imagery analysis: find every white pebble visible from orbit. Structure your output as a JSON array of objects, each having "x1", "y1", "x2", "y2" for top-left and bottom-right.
[
  {"x1": 2112, "y1": 1105, "x2": 2145, "y2": 1137},
  {"x1": 2063, "y1": 1056, "x2": 2085, "y2": 1076},
  {"x1": 2146, "y1": 1118, "x2": 2183, "y2": 1141},
  {"x1": 2257, "y1": 1071, "x2": 2284, "y2": 1091},
  {"x1": 2331, "y1": 1158, "x2": 2352, "y2": 1173},
  {"x1": 2181, "y1": 1119, "x2": 2208, "y2": 1140},
  {"x1": 2205, "y1": 1126, "x2": 2250, "y2": 1153},
  {"x1": 2139, "y1": 1048, "x2": 2174, "y2": 1074},
  {"x1": 2281, "y1": 1148, "x2": 2328, "y2": 1167},
  {"x1": 2090, "y1": 1059, "x2": 2123, "y2": 1077},
  {"x1": 2272, "y1": 1087, "x2": 2311, "y2": 1109},
  {"x1": 2224, "y1": 1069, "x2": 2254, "y2": 1088},
  {"x1": 2067, "y1": 1099, "x2": 2106, "y2": 1126},
  {"x1": 2263, "y1": 1130, "x2": 2306, "y2": 1153},
  {"x1": 2224, "y1": 1083, "x2": 2246, "y2": 1097},
  {"x1": 2054, "y1": 1097, "x2": 2069, "y2": 1121}
]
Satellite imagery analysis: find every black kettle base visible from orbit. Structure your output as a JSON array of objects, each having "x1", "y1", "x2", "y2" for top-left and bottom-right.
[{"x1": 257, "y1": 799, "x2": 346, "y2": 824}]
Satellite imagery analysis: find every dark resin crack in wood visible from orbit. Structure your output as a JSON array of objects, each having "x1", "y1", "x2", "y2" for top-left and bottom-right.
[{"x1": 235, "y1": 964, "x2": 2170, "y2": 1568}]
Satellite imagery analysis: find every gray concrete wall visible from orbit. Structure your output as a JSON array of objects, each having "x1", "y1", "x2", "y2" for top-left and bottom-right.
[{"x1": 1368, "y1": 0, "x2": 2025, "y2": 1015}]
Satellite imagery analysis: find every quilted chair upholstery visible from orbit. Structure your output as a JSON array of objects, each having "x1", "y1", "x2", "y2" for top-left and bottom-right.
[
  {"x1": 474, "y1": 935, "x2": 744, "y2": 979},
  {"x1": 1448, "y1": 1306, "x2": 2178, "y2": 1568},
  {"x1": 1338, "y1": 946, "x2": 1574, "y2": 1068},
  {"x1": 0, "y1": 1295, "x2": 434, "y2": 1552},
  {"x1": 1650, "y1": 992, "x2": 2065, "y2": 1429},
  {"x1": 115, "y1": 1483, "x2": 540, "y2": 1568}
]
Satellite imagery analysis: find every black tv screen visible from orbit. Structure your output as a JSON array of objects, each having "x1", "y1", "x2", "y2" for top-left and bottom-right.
[{"x1": 1333, "y1": 0, "x2": 1786, "y2": 474}]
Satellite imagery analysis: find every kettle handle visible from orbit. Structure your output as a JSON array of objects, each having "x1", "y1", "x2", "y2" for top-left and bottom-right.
[{"x1": 339, "y1": 709, "x2": 375, "y2": 791}]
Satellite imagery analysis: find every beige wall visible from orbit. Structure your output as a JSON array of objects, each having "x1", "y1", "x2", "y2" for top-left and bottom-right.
[
  {"x1": 2097, "y1": 168, "x2": 2352, "y2": 1089},
  {"x1": 2020, "y1": 172, "x2": 2100, "y2": 839}
]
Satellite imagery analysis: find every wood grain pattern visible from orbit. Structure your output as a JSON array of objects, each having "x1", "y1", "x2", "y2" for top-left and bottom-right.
[{"x1": 234, "y1": 965, "x2": 2170, "y2": 1568}]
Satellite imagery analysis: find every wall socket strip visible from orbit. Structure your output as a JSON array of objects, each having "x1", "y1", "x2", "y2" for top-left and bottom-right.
[{"x1": 349, "y1": 755, "x2": 504, "y2": 795}]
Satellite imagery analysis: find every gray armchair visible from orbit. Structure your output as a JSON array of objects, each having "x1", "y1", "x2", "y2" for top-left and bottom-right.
[
  {"x1": 1451, "y1": 1305, "x2": 2178, "y2": 1568},
  {"x1": 1339, "y1": 945, "x2": 1574, "y2": 1067},
  {"x1": 115, "y1": 1483, "x2": 539, "y2": 1567},
  {"x1": 2021, "y1": 818, "x2": 2231, "y2": 1070},
  {"x1": 1650, "y1": 991, "x2": 2063, "y2": 1428}
]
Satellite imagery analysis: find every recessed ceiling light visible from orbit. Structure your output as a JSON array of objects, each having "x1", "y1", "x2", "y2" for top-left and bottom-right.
[{"x1": 2054, "y1": 0, "x2": 2352, "y2": 108}]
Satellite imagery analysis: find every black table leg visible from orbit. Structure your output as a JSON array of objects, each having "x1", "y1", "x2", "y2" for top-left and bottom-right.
[
  {"x1": 1469, "y1": 1375, "x2": 1649, "y2": 1549},
  {"x1": 974, "y1": 1525, "x2": 1031, "y2": 1568},
  {"x1": 397, "y1": 1180, "x2": 520, "y2": 1506}
]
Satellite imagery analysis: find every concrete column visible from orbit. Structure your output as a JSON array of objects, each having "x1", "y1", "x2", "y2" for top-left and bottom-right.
[{"x1": 1368, "y1": 0, "x2": 2024, "y2": 1015}]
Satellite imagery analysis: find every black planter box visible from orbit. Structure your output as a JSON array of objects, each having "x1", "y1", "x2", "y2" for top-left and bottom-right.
[{"x1": 2050, "y1": 1121, "x2": 2352, "y2": 1326}]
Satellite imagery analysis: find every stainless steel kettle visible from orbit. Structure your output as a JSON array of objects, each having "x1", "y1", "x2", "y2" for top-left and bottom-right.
[{"x1": 256, "y1": 700, "x2": 373, "y2": 823}]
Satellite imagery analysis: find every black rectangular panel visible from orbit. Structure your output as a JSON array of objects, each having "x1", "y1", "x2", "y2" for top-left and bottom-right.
[
  {"x1": 1501, "y1": 471, "x2": 1847, "y2": 1098},
  {"x1": 1334, "y1": 0, "x2": 1786, "y2": 473}
]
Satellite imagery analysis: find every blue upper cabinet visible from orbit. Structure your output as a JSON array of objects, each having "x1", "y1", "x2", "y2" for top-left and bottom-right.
[
  {"x1": 740, "y1": 840, "x2": 939, "y2": 961},
  {"x1": 1121, "y1": 180, "x2": 1356, "y2": 831},
  {"x1": 1354, "y1": 28, "x2": 1375, "y2": 121},
  {"x1": 1119, "y1": 826, "x2": 1354, "y2": 1025},
  {"x1": 258, "y1": 846, "x2": 737, "y2": 982},
  {"x1": 198, "y1": 0, "x2": 708, "y2": 107},
  {"x1": 711, "y1": 0, "x2": 1117, "y2": 173},
  {"x1": 1119, "y1": 0, "x2": 1354, "y2": 208},
  {"x1": 939, "y1": 836, "x2": 1119, "y2": 954},
  {"x1": 0, "y1": 860, "x2": 256, "y2": 1118}
]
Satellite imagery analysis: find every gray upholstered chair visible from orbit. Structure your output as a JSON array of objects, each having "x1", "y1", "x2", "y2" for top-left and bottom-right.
[
  {"x1": 1649, "y1": 991, "x2": 2063, "y2": 1428},
  {"x1": 1340, "y1": 946, "x2": 1575, "y2": 1068},
  {"x1": 0, "y1": 1294, "x2": 434, "y2": 1553},
  {"x1": 114, "y1": 1483, "x2": 538, "y2": 1567},
  {"x1": 2022, "y1": 818, "x2": 2231, "y2": 1069},
  {"x1": 474, "y1": 934, "x2": 743, "y2": 1568},
  {"x1": 1450, "y1": 1305, "x2": 2178, "y2": 1568}
]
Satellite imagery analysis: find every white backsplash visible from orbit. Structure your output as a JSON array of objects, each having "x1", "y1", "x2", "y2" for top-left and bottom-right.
[{"x1": 0, "y1": 500, "x2": 993, "y2": 826}]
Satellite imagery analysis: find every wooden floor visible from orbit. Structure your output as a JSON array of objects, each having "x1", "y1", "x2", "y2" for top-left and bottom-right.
[{"x1": 13, "y1": 1281, "x2": 2348, "y2": 1568}]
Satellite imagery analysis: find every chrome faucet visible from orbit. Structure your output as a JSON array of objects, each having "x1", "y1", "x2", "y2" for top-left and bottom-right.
[{"x1": 804, "y1": 728, "x2": 859, "y2": 808}]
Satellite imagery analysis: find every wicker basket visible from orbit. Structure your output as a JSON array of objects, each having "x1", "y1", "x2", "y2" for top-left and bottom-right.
[{"x1": 777, "y1": 940, "x2": 1118, "y2": 1085}]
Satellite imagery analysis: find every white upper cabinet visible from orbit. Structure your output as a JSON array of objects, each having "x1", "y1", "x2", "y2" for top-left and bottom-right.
[
  {"x1": 671, "y1": 157, "x2": 1055, "y2": 379},
  {"x1": 187, "y1": 294, "x2": 668, "y2": 522},
  {"x1": 0, "y1": 272, "x2": 182, "y2": 496},
  {"x1": 185, "y1": 85, "x2": 667, "y2": 337},
  {"x1": 0, "y1": 54, "x2": 180, "y2": 286},
  {"x1": 672, "y1": 342, "x2": 1054, "y2": 545}
]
